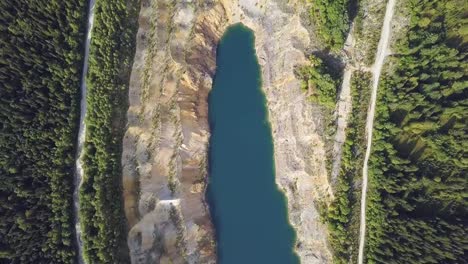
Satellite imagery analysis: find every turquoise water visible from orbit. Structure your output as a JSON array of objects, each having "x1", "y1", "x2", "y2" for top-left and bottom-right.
[{"x1": 207, "y1": 24, "x2": 299, "y2": 264}]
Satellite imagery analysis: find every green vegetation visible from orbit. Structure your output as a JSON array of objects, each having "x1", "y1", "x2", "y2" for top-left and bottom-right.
[
  {"x1": 366, "y1": 0, "x2": 468, "y2": 263},
  {"x1": 308, "y1": 0, "x2": 352, "y2": 50},
  {"x1": 79, "y1": 0, "x2": 139, "y2": 263},
  {"x1": 297, "y1": 55, "x2": 341, "y2": 108},
  {"x1": 354, "y1": 0, "x2": 387, "y2": 65},
  {"x1": 297, "y1": 55, "x2": 342, "y2": 174},
  {"x1": 169, "y1": 205, "x2": 187, "y2": 259},
  {"x1": 0, "y1": 0, "x2": 87, "y2": 262},
  {"x1": 327, "y1": 72, "x2": 371, "y2": 263}
]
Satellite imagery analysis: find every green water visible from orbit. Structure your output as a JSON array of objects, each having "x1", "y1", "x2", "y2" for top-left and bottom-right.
[{"x1": 207, "y1": 24, "x2": 299, "y2": 264}]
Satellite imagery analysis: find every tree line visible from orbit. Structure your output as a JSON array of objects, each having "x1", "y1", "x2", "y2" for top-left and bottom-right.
[
  {"x1": 0, "y1": 0, "x2": 87, "y2": 262},
  {"x1": 79, "y1": 0, "x2": 139, "y2": 263}
]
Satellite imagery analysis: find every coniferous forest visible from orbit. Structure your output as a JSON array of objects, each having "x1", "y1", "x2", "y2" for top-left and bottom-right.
[
  {"x1": 79, "y1": 0, "x2": 138, "y2": 263},
  {"x1": 0, "y1": 0, "x2": 87, "y2": 262},
  {"x1": 366, "y1": 0, "x2": 467, "y2": 263}
]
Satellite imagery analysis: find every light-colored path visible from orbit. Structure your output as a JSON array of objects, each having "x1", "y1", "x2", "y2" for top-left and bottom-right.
[
  {"x1": 331, "y1": 31, "x2": 355, "y2": 182},
  {"x1": 357, "y1": 0, "x2": 396, "y2": 263},
  {"x1": 73, "y1": 0, "x2": 96, "y2": 263}
]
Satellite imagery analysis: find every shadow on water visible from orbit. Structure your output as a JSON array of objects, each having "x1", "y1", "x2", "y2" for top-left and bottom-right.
[{"x1": 206, "y1": 23, "x2": 300, "y2": 264}]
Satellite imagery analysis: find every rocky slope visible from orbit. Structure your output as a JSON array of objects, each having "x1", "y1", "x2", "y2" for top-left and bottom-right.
[{"x1": 121, "y1": 0, "x2": 333, "y2": 263}]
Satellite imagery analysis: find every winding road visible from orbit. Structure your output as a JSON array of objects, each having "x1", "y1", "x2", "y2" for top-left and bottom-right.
[
  {"x1": 357, "y1": 0, "x2": 396, "y2": 263},
  {"x1": 73, "y1": 0, "x2": 96, "y2": 263}
]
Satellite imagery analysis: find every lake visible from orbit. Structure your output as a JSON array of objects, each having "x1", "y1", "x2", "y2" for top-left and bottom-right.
[{"x1": 207, "y1": 23, "x2": 299, "y2": 264}]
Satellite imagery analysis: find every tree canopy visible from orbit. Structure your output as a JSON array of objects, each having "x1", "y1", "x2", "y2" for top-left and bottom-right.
[
  {"x1": 366, "y1": 0, "x2": 468, "y2": 263},
  {"x1": 0, "y1": 0, "x2": 87, "y2": 262}
]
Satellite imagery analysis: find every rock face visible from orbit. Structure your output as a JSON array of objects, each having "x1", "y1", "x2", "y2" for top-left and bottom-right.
[{"x1": 122, "y1": 0, "x2": 333, "y2": 263}]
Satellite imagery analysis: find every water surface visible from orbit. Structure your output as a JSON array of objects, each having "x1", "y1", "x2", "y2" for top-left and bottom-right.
[{"x1": 207, "y1": 23, "x2": 299, "y2": 264}]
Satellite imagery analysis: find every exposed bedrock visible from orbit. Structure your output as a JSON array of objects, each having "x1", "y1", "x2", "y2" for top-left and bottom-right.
[{"x1": 122, "y1": 0, "x2": 333, "y2": 263}]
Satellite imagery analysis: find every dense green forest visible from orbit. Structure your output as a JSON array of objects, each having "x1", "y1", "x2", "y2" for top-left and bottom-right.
[
  {"x1": 79, "y1": 0, "x2": 139, "y2": 262},
  {"x1": 327, "y1": 72, "x2": 371, "y2": 263},
  {"x1": 297, "y1": 55, "x2": 340, "y2": 109},
  {"x1": 366, "y1": 0, "x2": 468, "y2": 263},
  {"x1": 308, "y1": 0, "x2": 353, "y2": 50},
  {"x1": 0, "y1": 0, "x2": 87, "y2": 263}
]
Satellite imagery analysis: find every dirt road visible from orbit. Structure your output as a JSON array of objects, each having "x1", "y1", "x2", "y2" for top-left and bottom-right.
[
  {"x1": 73, "y1": 1, "x2": 96, "y2": 263},
  {"x1": 357, "y1": 0, "x2": 396, "y2": 263}
]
